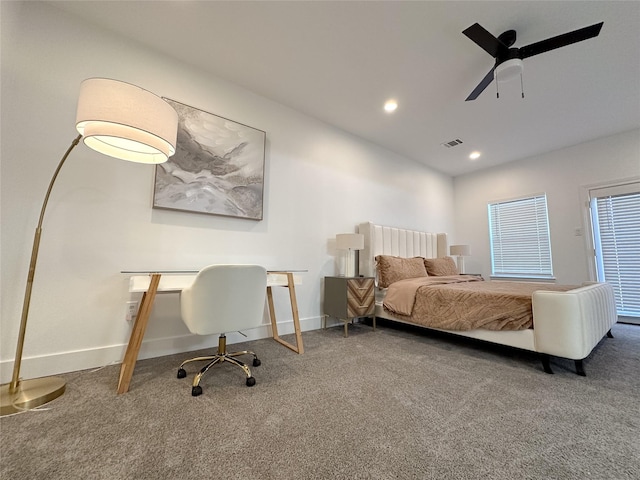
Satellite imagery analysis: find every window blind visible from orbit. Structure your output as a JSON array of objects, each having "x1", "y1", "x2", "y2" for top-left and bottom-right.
[
  {"x1": 488, "y1": 194, "x2": 553, "y2": 278},
  {"x1": 592, "y1": 191, "x2": 640, "y2": 317}
]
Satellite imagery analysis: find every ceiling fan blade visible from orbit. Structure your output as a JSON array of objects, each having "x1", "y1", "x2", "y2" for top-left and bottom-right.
[
  {"x1": 519, "y1": 22, "x2": 603, "y2": 59},
  {"x1": 463, "y1": 23, "x2": 510, "y2": 58},
  {"x1": 465, "y1": 66, "x2": 496, "y2": 101}
]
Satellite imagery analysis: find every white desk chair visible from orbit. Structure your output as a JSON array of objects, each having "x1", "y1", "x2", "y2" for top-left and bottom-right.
[{"x1": 177, "y1": 265, "x2": 267, "y2": 396}]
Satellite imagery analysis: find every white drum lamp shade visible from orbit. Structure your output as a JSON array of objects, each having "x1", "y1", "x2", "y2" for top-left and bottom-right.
[
  {"x1": 336, "y1": 233, "x2": 365, "y2": 251},
  {"x1": 336, "y1": 234, "x2": 364, "y2": 277},
  {"x1": 449, "y1": 244, "x2": 471, "y2": 257},
  {"x1": 76, "y1": 78, "x2": 178, "y2": 164}
]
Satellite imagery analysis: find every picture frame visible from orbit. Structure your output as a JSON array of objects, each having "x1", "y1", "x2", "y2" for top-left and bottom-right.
[{"x1": 153, "y1": 99, "x2": 266, "y2": 220}]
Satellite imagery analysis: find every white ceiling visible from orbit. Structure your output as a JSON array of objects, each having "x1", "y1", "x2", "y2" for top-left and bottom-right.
[{"x1": 50, "y1": 1, "x2": 640, "y2": 177}]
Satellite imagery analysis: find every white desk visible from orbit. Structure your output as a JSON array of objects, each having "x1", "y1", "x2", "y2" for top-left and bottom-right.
[{"x1": 118, "y1": 270, "x2": 305, "y2": 394}]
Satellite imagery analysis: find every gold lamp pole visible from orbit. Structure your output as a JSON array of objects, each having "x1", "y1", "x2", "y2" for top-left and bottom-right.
[{"x1": 0, "y1": 78, "x2": 178, "y2": 416}]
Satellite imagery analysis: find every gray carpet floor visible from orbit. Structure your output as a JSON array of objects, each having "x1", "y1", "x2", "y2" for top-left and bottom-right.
[{"x1": 1, "y1": 321, "x2": 639, "y2": 480}]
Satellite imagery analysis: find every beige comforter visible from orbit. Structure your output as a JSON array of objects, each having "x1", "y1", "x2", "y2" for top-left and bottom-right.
[{"x1": 383, "y1": 275, "x2": 576, "y2": 331}]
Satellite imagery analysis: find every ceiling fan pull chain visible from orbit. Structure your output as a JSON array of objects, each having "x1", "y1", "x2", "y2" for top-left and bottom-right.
[
  {"x1": 520, "y1": 73, "x2": 525, "y2": 99},
  {"x1": 496, "y1": 79, "x2": 500, "y2": 99}
]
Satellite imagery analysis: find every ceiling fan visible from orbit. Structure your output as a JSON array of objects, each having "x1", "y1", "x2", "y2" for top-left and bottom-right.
[{"x1": 463, "y1": 21, "x2": 603, "y2": 101}]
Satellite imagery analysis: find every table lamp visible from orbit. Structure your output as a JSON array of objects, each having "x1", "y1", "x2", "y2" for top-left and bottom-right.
[
  {"x1": 450, "y1": 244, "x2": 471, "y2": 274},
  {"x1": 336, "y1": 233, "x2": 364, "y2": 277},
  {"x1": 0, "y1": 78, "x2": 178, "y2": 416}
]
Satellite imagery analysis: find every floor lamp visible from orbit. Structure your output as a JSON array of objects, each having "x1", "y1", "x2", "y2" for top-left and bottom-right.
[{"x1": 0, "y1": 78, "x2": 178, "y2": 416}]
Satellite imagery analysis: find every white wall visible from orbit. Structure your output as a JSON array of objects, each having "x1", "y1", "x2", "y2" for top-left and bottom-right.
[
  {"x1": 0, "y1": 2, "x2": 454, "y2": 382},
  {"x1": 454, "y1": 129, "x2": 640, "y2": 284}
]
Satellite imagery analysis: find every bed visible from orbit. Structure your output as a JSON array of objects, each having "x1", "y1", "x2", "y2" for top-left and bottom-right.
[{"x1": 357, "y1": 222, "x2": 618, "y2": 375}]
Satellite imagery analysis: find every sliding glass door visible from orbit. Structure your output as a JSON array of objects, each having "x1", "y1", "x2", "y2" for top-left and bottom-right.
[{"x1": 589, "y1": 181, "x2": 640, "y2": 323}]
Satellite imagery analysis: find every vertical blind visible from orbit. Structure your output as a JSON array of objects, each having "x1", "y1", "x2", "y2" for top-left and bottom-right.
[
  {"x1": 488, "y1": 194, "x2": 553, "y2": 278},
  {"x1": 592, "y1": 190, "x2": 640, "y2": 317}
]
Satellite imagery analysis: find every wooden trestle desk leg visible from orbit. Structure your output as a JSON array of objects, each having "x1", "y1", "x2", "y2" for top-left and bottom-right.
[
  {"x1": 267, "y1": 272, "x2": 304, "y2": 354},
  {"x1": 117, "y1": 273, "x2": 162, "y2": 394}
]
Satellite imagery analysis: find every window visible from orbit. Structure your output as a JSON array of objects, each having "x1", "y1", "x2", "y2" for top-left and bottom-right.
[
  {"x1": 590, "y1": 183, "x2": 640, "y2": 318},
  {"x1": 488, "y1": 194, "x2": 553, "y2": 278}
]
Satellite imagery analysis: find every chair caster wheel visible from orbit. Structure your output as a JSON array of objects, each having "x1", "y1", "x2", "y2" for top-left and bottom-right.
[
  {"x1": 253, "y1": 358, "x2": 261, "y2": 367},
  {"x1": 192, "y1": 385, "x2": 202, "y2": 396},
  {"x1": 246, "y1": 377, "x2": 256, "y2": 387},
  {"x1": 177, "y1": 368, "x2": 186, "y2": 379}
]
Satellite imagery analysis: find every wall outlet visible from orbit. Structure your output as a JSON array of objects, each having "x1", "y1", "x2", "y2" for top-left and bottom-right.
[{"x1": 125, "y1": 301, "x2": 139, "y2": 322}]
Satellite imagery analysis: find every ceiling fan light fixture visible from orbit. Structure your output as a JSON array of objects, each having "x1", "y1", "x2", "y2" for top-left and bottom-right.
[{"x1": 494, "y1": 58, "x2": 524, "y2": 83}]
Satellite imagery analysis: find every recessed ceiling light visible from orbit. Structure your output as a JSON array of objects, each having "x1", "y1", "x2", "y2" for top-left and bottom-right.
[
  {"x1": 384, "y1": 100, "x2": 398, "y2": 113},
  {"x1": 469, "y1": 151, "x2": 481, "y2": 160}
]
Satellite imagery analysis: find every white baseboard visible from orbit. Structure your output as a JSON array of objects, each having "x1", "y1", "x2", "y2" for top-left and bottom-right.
[
  {"x1": 0, "y1": 316, "x2": 322, "y2": 384},
  {"x1": 618, "y1": 315, "x2": 639, "y2": 325}
]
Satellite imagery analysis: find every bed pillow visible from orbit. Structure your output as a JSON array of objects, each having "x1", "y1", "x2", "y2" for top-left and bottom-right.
[
  {"x1": 424, "y1": 256, "x2": 459, "y2": 276},
  {"x1": 375, "y1": 255, "x2": 428, "y2": 288}
]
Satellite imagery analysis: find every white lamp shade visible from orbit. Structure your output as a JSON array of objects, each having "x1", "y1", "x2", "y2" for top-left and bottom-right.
[
  {"x1": 450, "y1": 244, "x2": 471, "y2": 256},
  {"x1": 336, "y1": 233, "x2": 364, "y2": 250},
  {"x1": 76, "y1": 78, "x2": 178, "y2": 164}
]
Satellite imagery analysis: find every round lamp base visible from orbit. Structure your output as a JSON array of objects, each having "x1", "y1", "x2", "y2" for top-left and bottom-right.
[{"x1": 0, "y1": 376, "x2": 66, "y2": 416}]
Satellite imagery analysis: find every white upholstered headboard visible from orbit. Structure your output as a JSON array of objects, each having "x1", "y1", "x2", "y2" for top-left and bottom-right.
[{"x1": 358, "y1": 222, "x2": 448, "y2": 278}]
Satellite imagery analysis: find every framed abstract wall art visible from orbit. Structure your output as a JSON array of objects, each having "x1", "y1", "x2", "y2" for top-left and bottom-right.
[{"x1": 153, "y1": 99, "x2": 266, "y2": 220}]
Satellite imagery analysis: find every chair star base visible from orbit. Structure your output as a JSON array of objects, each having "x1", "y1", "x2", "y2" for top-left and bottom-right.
[{"x1": 177, "y1": 334, "x2": 260, "y2": 396}]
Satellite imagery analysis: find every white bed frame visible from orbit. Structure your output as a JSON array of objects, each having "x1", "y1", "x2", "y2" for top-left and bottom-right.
[{"x1": 357, "y1": 222, "x2": 618, "y2": 375}]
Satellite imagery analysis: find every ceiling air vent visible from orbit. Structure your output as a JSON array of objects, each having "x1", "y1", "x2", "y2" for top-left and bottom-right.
[{"x1": 441, "y1": 138, "x2": 464, "y2": 148}]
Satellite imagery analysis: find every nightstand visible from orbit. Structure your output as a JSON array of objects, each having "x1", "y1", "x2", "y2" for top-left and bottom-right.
[{"x1": 323, "y1": 276, "x2": 375, "y2": 337}]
